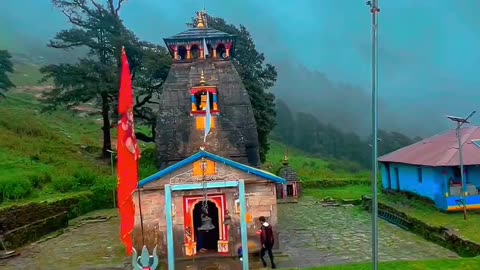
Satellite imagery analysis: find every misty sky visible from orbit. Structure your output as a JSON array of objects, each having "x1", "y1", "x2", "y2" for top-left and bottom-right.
[{"x1": 1, "y1": 0, "x2": 479, "y2": 137}]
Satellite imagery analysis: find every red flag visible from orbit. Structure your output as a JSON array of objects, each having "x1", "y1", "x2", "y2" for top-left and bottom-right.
[{"x1": 117, "y1": 47, "x2": 141, "y2": 256}]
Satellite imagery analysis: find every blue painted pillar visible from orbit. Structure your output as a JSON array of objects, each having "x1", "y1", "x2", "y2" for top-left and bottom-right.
[
  {"x1": 239, "y1": 180, "x2": 249, "y2": 270},
  {"x1": 165, "y1": 184, "x2": 175, "y2": 270}
]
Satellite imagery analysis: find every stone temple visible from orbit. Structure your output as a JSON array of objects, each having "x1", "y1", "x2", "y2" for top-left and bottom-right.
[
  {"x1": 155, "y1": 11, "x2": 260, "y2": 169},
  {"x1": 132, "y1": 12, "x2": 286, "y2": 269}
]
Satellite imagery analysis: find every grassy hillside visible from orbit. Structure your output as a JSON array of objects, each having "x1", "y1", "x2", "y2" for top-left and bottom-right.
[
  {"x1": 0, "y1": 93, "x2": 366, "y2": 205},
  {"x1": 0, "y1": 62, "x2": 368, "y2": 206},
  {"x1": 266, "y1": 140, "x2": 370, "y2": 181},
  {"x1": 0, "y1": 93, "x2": 112, "y2": 204}
]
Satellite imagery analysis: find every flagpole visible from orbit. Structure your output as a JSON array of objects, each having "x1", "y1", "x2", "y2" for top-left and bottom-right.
[
  {"x1": 367, "y1": 1, "x2": 380, "y2": 270},
  {"x1": 137, "y1": 166, "x2": 145, "y2": 246}
]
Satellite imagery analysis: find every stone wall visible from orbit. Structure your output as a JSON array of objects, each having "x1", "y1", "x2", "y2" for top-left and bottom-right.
[
  {"x1": 362, "y1": 197, "x2": 480, "y2": 257},
  {"x1": 0, "y1": 192, "x2": 96, "y2": 248},
  {"x1": 155, "y1": 60, "x2": 260, "y2": 169}
]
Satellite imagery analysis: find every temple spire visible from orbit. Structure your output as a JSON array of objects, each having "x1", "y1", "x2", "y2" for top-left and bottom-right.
[
  {"x1": 197, "y1": 11, "x2": 205, "y2": 28},
  {"x1": 282, "y1": 147, "x2": 289, "y2": 165},
  {"x1": 200, "y1": 70, "x2": 206, "y2": 84}
]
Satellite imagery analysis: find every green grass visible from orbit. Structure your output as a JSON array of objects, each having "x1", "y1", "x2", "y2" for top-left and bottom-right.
[
  {"x1": 9, "y1": 62, "x2": 46, "y2": 87},
  {"x1": 379, "y1": 192, "x2": 480, "y2": 244},
  {"x1": 0, "y1": 92, "x2": 112, "y2": 203},
  {"x1": 266, "y1": 140, "x2": 370, "y2": 181},
  {"x1": 305, "y1": 184, "x2": 480, "y2": 246},
  {"x1": 304, "y1": 184, "x2": 372, "y2": 200},
  {"x1": 0, "y1": 89, "x2": 158, "y2": 205},
  {"x1": 300, "y1": 257, "x2": 480, "y2": 270}
]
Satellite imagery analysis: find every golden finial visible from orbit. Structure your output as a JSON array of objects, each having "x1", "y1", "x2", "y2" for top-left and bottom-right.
[
  {"x1": 200, "y1": 70, "x2": 206, "y2": 84},
  {"x1": 282, "y1": 147, "x2": 289, "y2": 165},
  {"x1": 197, "y1": 11, "x2": 205, "y2": 28}
]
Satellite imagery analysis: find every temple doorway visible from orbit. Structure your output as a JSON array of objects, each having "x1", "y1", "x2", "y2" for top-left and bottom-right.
[{"x1": 193, "y1": 200, "x2": 220, "y2": 252}]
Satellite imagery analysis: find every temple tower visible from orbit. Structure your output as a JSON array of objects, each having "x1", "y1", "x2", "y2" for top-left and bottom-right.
[{"x1": 156, "y1": 11, "x2": 260, "y2": 168}]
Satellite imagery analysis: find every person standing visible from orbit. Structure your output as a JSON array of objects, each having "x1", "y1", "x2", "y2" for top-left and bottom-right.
[{"x1": 258, "y1": 216, "x2": 276, "y2": 269}]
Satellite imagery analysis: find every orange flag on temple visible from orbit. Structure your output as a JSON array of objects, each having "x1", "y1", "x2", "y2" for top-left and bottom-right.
[{"x1": 117, "y1": 47, "x2": 141, "y2": 256}]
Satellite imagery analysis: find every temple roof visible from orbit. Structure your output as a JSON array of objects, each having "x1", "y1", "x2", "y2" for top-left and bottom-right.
[
  {"x1": 278, "y1": 165, "x2": 301, "y2": 182},
  {"x1": 164, "y1": 28, "x2": 235, "y2": 42},
  {"x1": 139, "y1": 150, "x2": 286, "y2": 187}
]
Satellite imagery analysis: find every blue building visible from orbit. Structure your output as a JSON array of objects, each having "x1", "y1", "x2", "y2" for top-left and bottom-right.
[{"x1": 378, "y1": 126, "x2": 480, "y2": 212}]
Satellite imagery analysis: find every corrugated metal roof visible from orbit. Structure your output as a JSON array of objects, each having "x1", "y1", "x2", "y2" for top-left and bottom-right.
[
  {"x1": 378, "y1": 126, "x2": 480, "y2": 167},
  {"x1": 139, "y1": 151, "x2": 286, "y2": 187}
]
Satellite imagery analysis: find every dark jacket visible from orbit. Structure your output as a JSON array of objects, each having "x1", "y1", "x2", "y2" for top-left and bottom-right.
[{"x1": 260, "y1": 222, "x2": 275, "y2": 247}]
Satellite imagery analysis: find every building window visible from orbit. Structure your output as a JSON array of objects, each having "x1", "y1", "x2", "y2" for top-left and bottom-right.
[
  {"x1": 193, "y1": 91, "x2": 214, "y2": 111},
  {"x1": 193, "y1": 160, "x2": 216, "y2": 176},
  {"x1": 417, "y1": 167, "x2": 423, "y2": 183},
  {"x1": 473, "y1": 140, "x2": 480, "y2": 148},
  {"x1": 191, "y1": 44, "x2": 200, "y2": 59},
  {"x1": 190, "y1": 88, "x2": 219, "y2": 115},
  {"x1": 216, "y1": 43, "x2": 226, "y2": 58},
  {"x1": 177, "y1": 46, "x2": 187, "y2": 60}
]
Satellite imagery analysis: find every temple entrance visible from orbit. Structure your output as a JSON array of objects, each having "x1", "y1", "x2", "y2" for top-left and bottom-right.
[
  {"x1": 286, "y1": 184, "x2": 294, "y2": 196},
  {"x1": 193, "y1": 200, "x2": 219, "y2": 252},
  {"x1": 183, "y1": 194, "x2": 229, "y2": 256}
]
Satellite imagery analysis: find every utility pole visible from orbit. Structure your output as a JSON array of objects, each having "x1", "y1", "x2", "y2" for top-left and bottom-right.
[
  {"x1": 446, "y1": 111, "x2": 476, "y2": 220},
  {"x1": 367, "y1": 1, "x2": 380, "y2": 269}
]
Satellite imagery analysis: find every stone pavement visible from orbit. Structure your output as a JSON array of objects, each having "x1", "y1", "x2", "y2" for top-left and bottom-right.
[
  {"x1": 276, "y1": 199, "x2": 458, "y2": 268},
  {"x1": 0, "y1": 199, "x2": 459, "y2": 269},
  {"x1": 0, "y1": 217, "x2": 127, "y2": 270}
]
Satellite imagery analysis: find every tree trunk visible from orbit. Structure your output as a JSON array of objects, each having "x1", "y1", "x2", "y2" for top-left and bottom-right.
[
  {"x1": 101, "y1": 92, "x2": 112, "y2": 158},
  {"x1": 151, "y1": 120, "x2": 156, "y2": 142}
]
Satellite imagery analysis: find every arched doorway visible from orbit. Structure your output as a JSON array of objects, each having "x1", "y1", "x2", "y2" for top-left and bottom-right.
[
  {"x1": 193, "y1": 200, "x2": 219, "y2": 252},
  {"x1": 216, "y1": 43, "x2": 226, "y2": 59},
  {"x1": 177, "y1": 46, "x2": 187, "y2": 60},
  {"x1": 191, "y1": 44, "x2": 200, "y2": 59}
]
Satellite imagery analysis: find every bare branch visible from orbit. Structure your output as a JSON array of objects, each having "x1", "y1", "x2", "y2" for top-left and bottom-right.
[
  {"x1": 107, "y1": 0, "x2": 115, "y2": 15},
  {"x1": 89, "y1": 0, "x2": 103, "y2": 12},
  {"x1": 49, "y1": 41, "x2": 84, "y2": 49},
  {"x1": 116, "y1": 0, "x2": 125, "y2": 14},
  {"x1": 61, "y1": 10, "x2": 90, "y2": 28}
]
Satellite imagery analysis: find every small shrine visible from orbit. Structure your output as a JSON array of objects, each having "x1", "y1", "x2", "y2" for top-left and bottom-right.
[
  {"x1": 163, "y1": 11, "x2": 235, "y2": 62},
  {"x1": 277, "y1": 150, "x2": 302, "y2": 203}
]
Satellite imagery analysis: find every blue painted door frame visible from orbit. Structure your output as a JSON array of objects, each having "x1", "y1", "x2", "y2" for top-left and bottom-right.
[{"x1": 164, "y1": 180, "x2": 249, "y2": 270}]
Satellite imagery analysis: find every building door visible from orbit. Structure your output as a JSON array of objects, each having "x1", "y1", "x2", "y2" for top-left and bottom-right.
[
  {"x1": 394, "y1": 167, "x2": 400, "y2": 191},
  {"x1": 386, "y1": 163, "x2": 392, "y2": 190},
  {"x1": 183, "y1": 194, "x2": 228, "y2": 256}
]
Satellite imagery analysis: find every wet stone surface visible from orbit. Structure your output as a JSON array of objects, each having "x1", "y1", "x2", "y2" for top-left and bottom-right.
[
  {"x1": 0, "y1": 199, "x2": 459, "y2": 269},
  {"x1": 276, "y1": 198, "x2": 458, "y2": 268},
  {"x1": 0, "y1": 216, "x2": 128, "y2": 270}
]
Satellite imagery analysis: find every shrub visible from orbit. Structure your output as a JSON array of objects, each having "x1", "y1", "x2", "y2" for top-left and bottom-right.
[
  {"x1": 326, "y1": 160, "x2": 363, "y2": 174},
  {"x1": 73, "y1": 168, "x2": 98, "y2": 187},
  {"x1": 0, "y1": 178, "x2": 33, "y2": 201},
  {"x1": 90, "y1": 177, "x2": 116, "y2": 209},
  {"x1": 51, "y1": 176, "x2": 77, "y2": 193},
  {"x1": 28, "y1": 172, "x2": 52, "y2": 189}
]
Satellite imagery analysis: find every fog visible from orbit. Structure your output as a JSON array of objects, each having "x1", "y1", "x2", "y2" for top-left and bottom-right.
[{"x1": 1, "y1": 0, "x2": 479, "y2": 138}]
